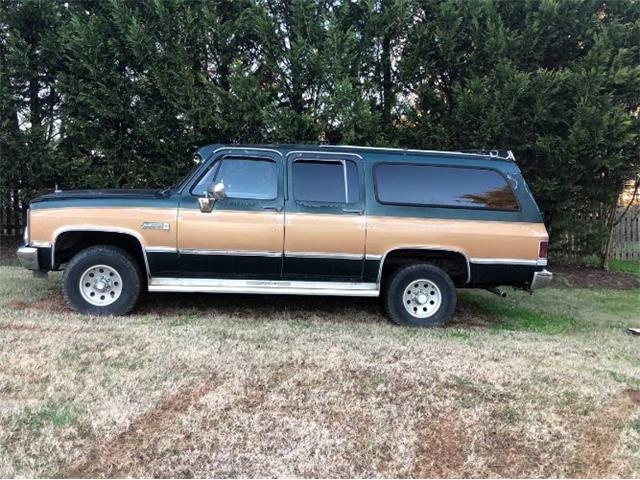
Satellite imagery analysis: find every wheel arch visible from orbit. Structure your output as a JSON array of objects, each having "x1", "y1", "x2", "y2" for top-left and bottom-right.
[
  {"x1": 52, "y1": 226, "x2": 150, "y2": 278},
  {"x1": 377, "y1": 247, "x2": 471, "y2": 286}
]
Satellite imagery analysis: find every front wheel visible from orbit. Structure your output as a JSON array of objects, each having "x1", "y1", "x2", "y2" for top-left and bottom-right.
[
  {"x1": 63, "y1": 245, "x2": 143, "y2": 316},
  {"x1": 384, "y1": 263, "x2": 457, "y2": 327}
]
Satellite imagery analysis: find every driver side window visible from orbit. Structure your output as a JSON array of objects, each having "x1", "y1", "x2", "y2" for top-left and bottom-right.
[{"x1": 191, "y1": 156, "x2": 278, "y2": 200}]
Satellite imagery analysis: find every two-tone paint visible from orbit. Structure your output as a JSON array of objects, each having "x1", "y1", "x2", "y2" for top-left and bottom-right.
[{"x1": 24, "y1": 144, "x2": 550, "y2": 295}]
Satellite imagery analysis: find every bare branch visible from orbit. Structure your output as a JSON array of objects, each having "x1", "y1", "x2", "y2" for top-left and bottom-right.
[{"x1": 613, "y1": 176, "x2": 640, "y2": 226}]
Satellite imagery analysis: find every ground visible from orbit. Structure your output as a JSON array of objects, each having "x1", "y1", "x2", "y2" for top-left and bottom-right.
[{"x1": 0, "y1": 259, "x2": 639, "y2": 478}]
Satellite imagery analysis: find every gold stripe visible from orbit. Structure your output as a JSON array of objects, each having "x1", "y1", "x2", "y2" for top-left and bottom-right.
[
  {"x1": 30, "y1": 207, "x2": 177, "y2": 249},
  {"x1": 284, "y1": 212, "x2": 366, "y2": 256},
  {"x1": 366, "y1": 216, "x2": 547, "y2": 261}
]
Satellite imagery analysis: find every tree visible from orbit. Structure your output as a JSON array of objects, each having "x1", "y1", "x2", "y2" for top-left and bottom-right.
[{"x1": 1, "y1": 0, "x2": 638, "y2": 269}]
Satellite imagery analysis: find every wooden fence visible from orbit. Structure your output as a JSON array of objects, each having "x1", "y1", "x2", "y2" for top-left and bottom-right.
[
  {"x1": 609, "y1": 207, "x2": 640, "y2": 261},
  {"x1": 1, "y1": 190, "x2": 24, "y2": 237}
]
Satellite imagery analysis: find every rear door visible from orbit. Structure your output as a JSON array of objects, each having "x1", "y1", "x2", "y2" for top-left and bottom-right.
[
  {"x1": 177, "y1": 148, "x2": 284, "y2": 279},
  {"x1": 283, "y1": 151, "x2": 366, "y2": 280}
]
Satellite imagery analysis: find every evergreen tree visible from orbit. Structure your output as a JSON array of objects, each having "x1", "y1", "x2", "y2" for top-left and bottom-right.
[{"x1": 1, "y1": 0, "x2": 638, "y2": 267}]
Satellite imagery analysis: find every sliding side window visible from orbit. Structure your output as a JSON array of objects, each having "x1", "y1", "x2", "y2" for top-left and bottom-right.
[{"x1": 292, "y1": 160, "x2": 359, "y2": 205}]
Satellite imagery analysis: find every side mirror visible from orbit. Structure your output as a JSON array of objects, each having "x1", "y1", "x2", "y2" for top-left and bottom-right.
[
  {"x1": 208, "y1": 181, "x2": 226, "y2": 200},
  {"x1": 198, "y1": 181, "x2": 225, "y2": 213}
]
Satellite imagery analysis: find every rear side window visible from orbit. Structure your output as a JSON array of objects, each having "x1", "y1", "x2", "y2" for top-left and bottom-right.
[
  {"x1": 292, "y1": 160, "x2": 359, "y2": 204},
  {"x1": 374, "y1": 164, "x2": 518, "y2": 210}
]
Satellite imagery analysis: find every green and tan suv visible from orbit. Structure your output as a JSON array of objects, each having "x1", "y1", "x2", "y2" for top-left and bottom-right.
[{"x1": 18, "y1": 144, "x2": 552, "y2": 326}]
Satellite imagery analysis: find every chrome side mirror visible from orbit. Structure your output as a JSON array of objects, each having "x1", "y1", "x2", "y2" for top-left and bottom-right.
[
  {"x1": 208, "y1": 181, "x2": 226, "y2": 200},
  {"x1": 198, "y1": 181, "x2": 225, "y2": 213},
  {"x1": 198, "y1": 196, "x2": 214, "y2": 213}
]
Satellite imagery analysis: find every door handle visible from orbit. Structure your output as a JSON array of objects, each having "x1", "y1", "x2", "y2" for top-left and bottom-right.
[
  {"x1": 262, "y1": 206, "x2": 283, "y2": 212},
  {"x1": 342, "y1": 208, "x2": 364, "y2": 215}
]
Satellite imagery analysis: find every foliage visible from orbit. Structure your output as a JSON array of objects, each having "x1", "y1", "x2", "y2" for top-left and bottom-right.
[{"x1": 1, "y1": 0, "x2": 639, "y2": 261}]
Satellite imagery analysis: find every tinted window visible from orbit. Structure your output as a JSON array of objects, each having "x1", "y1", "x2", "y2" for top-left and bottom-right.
[
  {"x1": 192, "y1": 157, "x2": 277, "y2": 200},
  {"x1": 218, "y1": 158, "x2": 277, "y2": 200},
  {"x1": 293, "y1": 160, "x2": 359, "y2": 204},
  {"x1": 375, "y1": 164, "x2": 518, "y2": 210}
]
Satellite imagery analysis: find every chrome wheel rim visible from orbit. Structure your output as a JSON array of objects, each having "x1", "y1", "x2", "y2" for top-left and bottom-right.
[
  {"x1": 402, "y1": 279, "x2": 442, "y2": 318},
  {"x1": 79, "y1": 264, "x2": 123, "y2": 307}
]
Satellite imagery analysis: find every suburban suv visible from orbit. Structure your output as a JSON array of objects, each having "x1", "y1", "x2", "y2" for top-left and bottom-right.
[{"x1": 17, "y1": 144, "x2": 552, "y2": 326}]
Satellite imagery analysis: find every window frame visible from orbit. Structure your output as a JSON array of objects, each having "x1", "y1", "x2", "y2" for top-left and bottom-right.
[
  {"x1": 373, "y1": 162, "x2": 521, "y2": 212},
  {"x1": 291, "y1": 157, "x2": 360, "y2": 206},
  {"x1": 189, "y1": 155, "x2": 279, "y2": 201}
]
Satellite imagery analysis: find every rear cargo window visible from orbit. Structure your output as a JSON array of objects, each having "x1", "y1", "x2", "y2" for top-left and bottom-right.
[{"x1": 374, "y1": 164, "x2": 519, "y2": 210}]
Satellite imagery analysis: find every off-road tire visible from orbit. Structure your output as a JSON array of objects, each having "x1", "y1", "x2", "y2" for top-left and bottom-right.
[
  {"x1": 63, "y1": 245, "x2": 142, "y2": 316},
  {"x1": 384, "y1": 263, "x2": 456, "y2": 327}
]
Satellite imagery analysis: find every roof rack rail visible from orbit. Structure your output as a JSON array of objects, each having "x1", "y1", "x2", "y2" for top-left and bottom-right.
[
  {"x1": 318, "y1": 144, "x2": 516, "y2": 160},
  {"x1": 461, "y1": 149, "x2": 516, "y2": 161}
]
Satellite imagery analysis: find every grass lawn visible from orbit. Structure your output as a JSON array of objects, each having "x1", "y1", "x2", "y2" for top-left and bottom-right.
[
  {"x1": 0, "y1": 265, "x2": 638, "y2": 478},
  {"x1": 610, "y1": 259, "x2": 640, "y2": 277}
]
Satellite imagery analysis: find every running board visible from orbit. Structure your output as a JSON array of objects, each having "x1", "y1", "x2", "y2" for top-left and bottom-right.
[{"x1": 148, "y1": 278, "x2": 380, "y2": 297}]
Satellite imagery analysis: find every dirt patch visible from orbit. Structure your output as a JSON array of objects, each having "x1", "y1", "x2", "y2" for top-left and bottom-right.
[
  {"x1": 0, "y1": 323, "x2": 98, "y2": 334},
  {"x1": 67, "y1": 376, "x2": 219, "y2": 478},
  {"x1": 624, "y1": 389, "x2": 640, "y2": 405},
  {"x1": 412, "y1": 412, "x2": 470, "y2": 477},
  {"x1": 9, "y1": 297, "x2": 70, "y2": 312},
  {"x1": 0, "y1": 236, "x2": 20, "y2": 265},
  {"x1": 5, "y1": 295, "x2": 72, "y2": 313},
  {"x1": 552, "y1": 265, "x2": 639, "y2": 290},
  {"x1": 571, "y1": 389, "x2": 640, "y2": 478}
]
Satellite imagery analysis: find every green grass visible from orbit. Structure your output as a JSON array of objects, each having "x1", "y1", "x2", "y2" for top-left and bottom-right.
[
  {"x1": 458, "y1": 291, "x2": 586, "y2": 335},
  {"x1": 19, "y1": 402, "x2": 84, "y2": 431},
  {"x1": 628, "y1": 418, "x2": 640, "y2": 434},
  {"x1": 547, "y1": 254, "x2": 640, "y2": 276},
  {"x1": 609, "y1": 259, "x2": 640, "y2": 276}
]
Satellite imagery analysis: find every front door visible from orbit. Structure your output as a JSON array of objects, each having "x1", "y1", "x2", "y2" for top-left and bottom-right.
[
  {"x1": 283, "y1": 152, "x2": 366, "y2": 280},
  {"x1": 177, "y1": 148, "x2": 284, "y2": 278}
]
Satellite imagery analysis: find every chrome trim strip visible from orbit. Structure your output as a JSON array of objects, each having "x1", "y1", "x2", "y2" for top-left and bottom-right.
[
  {"x1": 179, "y1": 249, "x2": 282, "y2": 257},
  {"x1": 365, "y1": 254, "x2": 383, "y2": 261},
  {"x1": 284, "y1": 251, "x2": 364, "y2": 260},
  {"x1": 470, "y1": 258, "x2": 547, "y2": 266},
  {"x1": 177, "y1": 249, "x2": 365, "y2": 260},
  {"x1": 52, "y1": 226, "x2": 152, "y2": 279},
  {"x1": 376, "y1": 246, "x2": 472, "y2": 284},
  {"x1": 212, "y1": 146, "x2": 283, "y2": 157},
  {"x1": 286, "y1": 150, "x2": 363, "y2": 160},
  {"x1": 30, "y1": 240, "x2": 52, "y2": 248},
  {"x1": 145, "y1": 246, "x2": 178, "y2": 253},
  {"x1": 148, "y1": 278, "x2": 379, "y2": 297},
  {"x1": 531, "y1": 269, "x2": 553, "y2": 289}
]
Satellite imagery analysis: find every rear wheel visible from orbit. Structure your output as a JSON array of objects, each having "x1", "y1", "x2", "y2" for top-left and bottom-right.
[
  {"x1": 384, "y1": 263, "x2": 456, "y2": 327},
  {"x1": 63, "y1": 245, "x2": 142, "y2": 316}
]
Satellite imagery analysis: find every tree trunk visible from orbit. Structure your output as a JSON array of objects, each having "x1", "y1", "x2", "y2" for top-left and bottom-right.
[
  {"x1": 599, "y1": 198, "x2": 618, "y2": 271},
  {"x1": 381, "y1": 0, "x2": 393, "y2": 129}
]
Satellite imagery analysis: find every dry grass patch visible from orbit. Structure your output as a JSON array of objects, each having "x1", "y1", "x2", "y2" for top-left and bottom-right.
[{"x1": 0, "y1": 266, "x2": 638, "y2": 477}]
